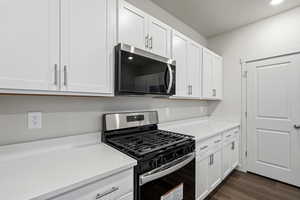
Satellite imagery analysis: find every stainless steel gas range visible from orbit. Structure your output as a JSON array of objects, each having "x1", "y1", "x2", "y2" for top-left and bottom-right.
[{"x1": 102, "y1": 111, "x2": 195, "y2": 200}]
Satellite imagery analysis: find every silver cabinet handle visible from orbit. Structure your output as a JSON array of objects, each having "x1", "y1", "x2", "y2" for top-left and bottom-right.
[
  {"x1": 54, "y1": 64, "x2": 58, "y2": 86},
  {"x1": 145, "y1": 34, "x2": 149, "y2": 48},
  {"x1": 139, "y1": 152, "x2": 195, "y2": 186},
  {"x1": 149, "y1": 36, "x2": 153, "y2": 49},
  {"x1": 188, "y1": 85, "x2": 192, "y2": 95},
  {"x1": 209, "y1": 154, "x2": 214, "y2": 165},
  {"x1": 214, "y1": 139, "x2": 222, "y2": 144},
  {"x1": 294, "y1": 125, "x2": 300, "y2": 129},
  {"x1": 95, "y1": 187, "x2": 119, "y2": 199},
  {"x1": 200, "y1": 145, "x2": 208, "y2": 150},
  {"x1": 212, "y1": 89, "x2": 216, "y2": 97},
  {"x1": 63, "y1": 65, "x2": 68, "y2": 86},
  {"x1": 231, "y1": 142, "x2": 235, "y2": 150}
]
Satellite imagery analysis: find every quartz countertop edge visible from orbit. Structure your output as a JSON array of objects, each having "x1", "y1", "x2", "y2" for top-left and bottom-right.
[
  {"x1": 159, "y1": 117, "x2": 240, "y2": 142},
  {"x1": 0, "y1": 141, "x2": 137, "y2": 200}
]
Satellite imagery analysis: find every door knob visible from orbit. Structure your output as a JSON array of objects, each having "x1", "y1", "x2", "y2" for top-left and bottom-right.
[{"x1": 294, "y1": 125, "x2": 300, "y2": 129}]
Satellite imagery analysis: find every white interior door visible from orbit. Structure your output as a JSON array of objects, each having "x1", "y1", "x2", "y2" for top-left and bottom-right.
[
  {"x1": 247, "y1": 54, "x2": 300, "y2": 187},
  {"x1": 118, "y1": 0, "x2": 148, "y2": 50},
  {"x1": 0, "y1": 0, "x2": 59, "y2": 91},
  {"x1": 148, "y1": 16, "x2": 171, "y2": 57},
  {"x1": 61, "y1": 0, "x2": 112, "y2": 94}
]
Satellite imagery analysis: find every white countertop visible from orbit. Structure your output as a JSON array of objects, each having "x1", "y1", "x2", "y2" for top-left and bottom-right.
[
  {"x1": 0, "y1": 134, "x2": 137, "y2": 200},
  {"x1": 159, "y1": 117, "x2": 240, "y2": 142}
]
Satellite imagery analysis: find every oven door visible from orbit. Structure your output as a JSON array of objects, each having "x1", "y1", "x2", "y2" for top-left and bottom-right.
[
  {"x1": 115, "y1": 43, "x2": 176, "y2": 96},
  {"x1": 138, "y1": 153, "x2": 195, "y2": 200}
]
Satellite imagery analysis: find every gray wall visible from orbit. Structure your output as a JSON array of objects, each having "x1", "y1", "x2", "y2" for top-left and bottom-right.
[
  {"x1": 0, "y1": 95, "x2": 208, "y2": 146},
  {"x1": 126, "y1": 0, "x2": 207, "y2": 46},
  {"x1": 208, "y1": 6, "x2": 300, "y2": 121}
]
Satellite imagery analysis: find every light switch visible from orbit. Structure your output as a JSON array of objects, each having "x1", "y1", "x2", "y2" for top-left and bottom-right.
[{"x1": 28, "y1": 112, "x2": 42, "y2": 129}]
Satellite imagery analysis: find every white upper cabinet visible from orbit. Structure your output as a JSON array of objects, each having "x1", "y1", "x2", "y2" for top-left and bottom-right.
[
  {"x1": 148, "y1": 16, "x2": 171, "y2": 57},
  {"x1": 187, "y1": 41, "x2": 202, "y2": 98},
  {"x1": 61, "y1": 0, "x2": 113, "y2": 94},
  {"x1": 202, "y1": 48, "x2": 223, "y2": 100},
  {"x1": 172, "y1": 31, "x2": 189, "y2": 97},
  {"x1": 172, "y1": 30, "x2": 203, "y2": 98},
  {"x1": 118, "y1": 0, "x2": 148, "y2": 50},
  {"x1": 118, "y1": 0, "x2": 171, "y2": 58},
  {"x1": 212, "y1": 55, "x2": 223, "y2": 99},
  {"x1": 0, "y1": 0, "x2": 60, "y2": 91},
  {"x1": 0, "y1": 0, "x2": 114, "y2": 95}
]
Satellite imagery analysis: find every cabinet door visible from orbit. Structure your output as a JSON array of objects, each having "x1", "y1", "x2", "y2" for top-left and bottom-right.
[
  {"x1": 212, "y1": 56, "x2": 223, "y2": 99},
  {"x1": 0, "y1": 0, "x2": 59, "y2": 91},
  {"x1": 61, "y1": 0, "x2": 112, "y2": 94},
  {"x1": 172, "y1": 31, "x2": 189, "y2": 97},
  {"x1": 118, "y1": 0, "x2": 148, "y2": 50},
  {"x1": 196, "y1": 156, "x2": 209, "y2": 200},
  {"x1": 232, "y1": 136, "x2": 239, "y2": 169},
  {"x1": 148, "y1": 16, "x2": 171, "y2": 57},
  {"x1": 222, "y1": 141, "x2": 233, "y2": 178},
  {"x1": 202, "y1": 49, "x2": 214, "y2": 98},
  {"x1": 187, "y1": 42, "x2": 202, "y2": 98},
  {"x1": 208, "y1": 150, "x2": 222, "y2": 191},
  {"x1": 52, "y1": 169, "x2": 133, "y2": 200}
]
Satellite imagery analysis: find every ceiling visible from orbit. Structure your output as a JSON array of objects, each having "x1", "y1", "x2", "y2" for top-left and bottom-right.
[{"x1": 150, "y1": 0, "x2": 300, "y2": 37}]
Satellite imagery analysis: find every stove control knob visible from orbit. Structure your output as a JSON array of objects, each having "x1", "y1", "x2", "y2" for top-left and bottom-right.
[{"x1": 150, "y1": 159, "x2": 157, "y2": 168}]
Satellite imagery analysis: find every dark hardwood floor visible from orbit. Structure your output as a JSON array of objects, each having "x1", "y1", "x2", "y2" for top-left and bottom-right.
[{"x1": 205, "y1": 171, "x2": 300, "y2": 200}]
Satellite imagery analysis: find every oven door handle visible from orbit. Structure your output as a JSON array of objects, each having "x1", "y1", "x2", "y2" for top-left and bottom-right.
[
  {"x1": 139, "y1": 152, "x2": 195, "y2": 186},
  {"x1": 166, "y1": 63, "x2": 173, "y2": 94}
]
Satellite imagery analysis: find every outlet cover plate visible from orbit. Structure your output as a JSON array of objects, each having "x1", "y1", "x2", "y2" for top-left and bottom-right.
[{"x1": 28, "y1": 112, "x2": 42, "y2": 129}]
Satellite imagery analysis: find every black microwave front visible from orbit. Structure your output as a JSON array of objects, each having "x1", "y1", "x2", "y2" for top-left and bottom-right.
[{"x1": 115, "y1": 43, "x2": 176, "y2": 96}]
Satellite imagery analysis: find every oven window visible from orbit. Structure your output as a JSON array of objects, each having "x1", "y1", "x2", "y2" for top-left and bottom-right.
[
  {"x1": 119, "y1": 51, "x2": 172, "y2": 94},
  {"x1": 139, "y1": 159, "x2": 195, "y2": 200}
]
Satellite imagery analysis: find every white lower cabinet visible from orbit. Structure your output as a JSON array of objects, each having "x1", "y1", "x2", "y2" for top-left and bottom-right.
[
  {"x1": 222, "y1": 140, "x2": 233, "y2": 178},
  {"x1": 52, "y1": 169, "x2": 133, "y2": 200},
  {"x1": 208, "y1": 150, "x2": 222, "y2": 191},
  {"x1": 196, "y1": 156, "x2": 209, "y2": 200},
  {"x1": 196, "y1": 128, "x2": 240, "y2": 200},
  {"x1": 222, "y1": 129, "x2": 240, "y2": 179}
]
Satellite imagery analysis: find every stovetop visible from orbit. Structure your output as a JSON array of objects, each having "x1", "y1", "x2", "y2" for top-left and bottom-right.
[{"x1": 106, "y1": 129, "x2": 193, "y2": 158}]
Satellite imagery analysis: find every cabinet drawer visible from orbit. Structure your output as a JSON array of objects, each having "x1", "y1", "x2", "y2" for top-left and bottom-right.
[
  {"x1": 196, "y1": 135, "x2": 222, "y2": 158},
  {"x1": 53, "y1": 169, "x2": 133, "y2": 200},
  {"x1": 223, "y1": 128, "x2": 239, "y2": 141}
]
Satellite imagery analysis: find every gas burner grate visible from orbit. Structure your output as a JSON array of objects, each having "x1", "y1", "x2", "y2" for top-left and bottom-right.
[{"x1": 107, "y1": 130, "x2": 193, "y2": 157}]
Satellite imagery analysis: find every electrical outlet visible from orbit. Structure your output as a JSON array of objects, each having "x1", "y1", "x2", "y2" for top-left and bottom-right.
[{"x1": 28, "y1": 112, "x2": 42, "y2": 129}]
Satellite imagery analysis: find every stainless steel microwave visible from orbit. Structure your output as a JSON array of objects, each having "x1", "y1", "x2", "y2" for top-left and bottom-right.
[{"x1": 115, "y1": 43, "x2": 176, "y2": 96}]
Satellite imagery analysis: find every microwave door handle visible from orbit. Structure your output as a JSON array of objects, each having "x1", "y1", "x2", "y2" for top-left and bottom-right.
[
  {"x1": 164, "y1": 68, "x2": 168, "y2": 91},
  {"x1": 139, "y1": 152, "x2": 195, "y2": 186},
  {"x1": 166, "y1": 63, "x2": 173, "y2": 94}
]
